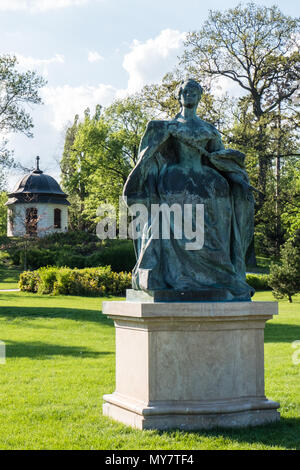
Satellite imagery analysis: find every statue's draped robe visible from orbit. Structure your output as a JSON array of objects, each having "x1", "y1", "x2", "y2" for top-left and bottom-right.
[{"x1": 123, "y1": 119, "x2": 255, "y2": 301}]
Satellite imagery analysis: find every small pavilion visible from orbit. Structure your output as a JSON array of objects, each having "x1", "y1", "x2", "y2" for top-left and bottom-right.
[{"x1": 5, "y1": 156, "x2": 70, "y2": 237}]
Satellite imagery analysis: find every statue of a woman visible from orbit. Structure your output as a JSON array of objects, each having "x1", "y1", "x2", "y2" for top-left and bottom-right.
[{"x1": 123, "y1": 79, "x2": 255, "y2": 301}]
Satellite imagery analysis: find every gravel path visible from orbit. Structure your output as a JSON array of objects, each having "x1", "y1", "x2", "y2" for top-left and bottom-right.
[{"x1": 0, "y1": 289, "x2": 20, "y2": 292}]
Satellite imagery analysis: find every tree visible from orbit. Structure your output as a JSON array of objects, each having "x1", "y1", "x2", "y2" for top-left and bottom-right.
[
  {"x1": 0, "y1": 54, "x2": 46, "y2": 188},
  {"x1": 0, "y1": 191, "x2": 7, "y2": 235},
  {"x1": 60, "y1": 96, "x2": 153, "y2": 230},
  {"x1": 279, "y1": 156, "x2": 300, "y2": 243},
  {"x1": 227, "y1": 95, "x2": 299, "y2": 257},
  {"x1": 181, "y1": 3, "x2": 300, "y2": 204},
  {"x1": 61, "y1": 106, "x2": 115, "y2": 230},
  {"x1": 269, "y1": 233, "x2": 300, "y2": 302}
]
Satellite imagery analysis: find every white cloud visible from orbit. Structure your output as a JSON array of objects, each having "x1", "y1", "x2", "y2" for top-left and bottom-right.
[
  {"x1": 42, "y1": 83, "x2": 117, "y2": 130},
  {"x1": 123, "y1": 29, "x2": 187, "y2": 93},
  {"x1": 16, "y1": 53, "x2": 65, "y2": 76},
  {"x1": 213, "y1": 75, "x2": 244, "y2": 99},
  {"x1": 7, "y1": 81, "x2": 118, "y2": 189},
  {"x1": 88, "y1": 51, "x2": 104, "y2": 63},
  {"x1": 0, "y1": 0, "x2": 91, "y2": 12}
]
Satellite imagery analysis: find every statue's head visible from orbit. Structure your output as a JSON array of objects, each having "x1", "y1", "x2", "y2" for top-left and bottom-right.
[{"x1": 176, "y1": 79, "x2": 203, "y2": 109}]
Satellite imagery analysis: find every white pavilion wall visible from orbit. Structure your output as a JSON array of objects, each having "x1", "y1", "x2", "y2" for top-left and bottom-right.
[{"x1": 7, "y1": 203, "x2": 68, "y2": 237}]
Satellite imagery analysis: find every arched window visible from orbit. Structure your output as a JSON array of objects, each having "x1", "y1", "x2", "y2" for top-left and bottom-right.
[
  {"x1": 26, "y1": 208, "x2": 38, "y2": 235},
  {"x1": 54, "y1": 208, "x2": 61, "y2": 229}
]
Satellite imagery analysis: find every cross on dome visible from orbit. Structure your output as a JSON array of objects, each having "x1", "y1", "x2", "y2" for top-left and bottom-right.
[{"x1": 33, "y1": 155, "x2": 43, "y2": 174}]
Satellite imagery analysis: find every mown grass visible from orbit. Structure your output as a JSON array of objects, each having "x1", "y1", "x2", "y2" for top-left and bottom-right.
[
  {"x1": 0, "y1": 290, "x2": 299, "y2": 450},
  {"x1": 0, "y1": 267, "x2": 21, "y2": 290}
]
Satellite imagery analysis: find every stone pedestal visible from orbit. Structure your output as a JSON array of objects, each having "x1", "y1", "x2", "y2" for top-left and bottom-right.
[{"x1": 102, "y1": 299, "x2": 280, "y2": 430}]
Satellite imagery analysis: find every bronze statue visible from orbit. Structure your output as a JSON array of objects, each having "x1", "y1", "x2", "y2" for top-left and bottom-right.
[{"x1": 124, "y1": 79, "x2": 256, "y2": 301}]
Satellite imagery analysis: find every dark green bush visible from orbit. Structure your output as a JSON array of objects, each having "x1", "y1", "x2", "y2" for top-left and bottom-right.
[
  {"x1": 41, "y1": 230, "x2": 98, "y2": 246},
  {"x1": 56, "y1": 250, "x2": 86, "y2": 269},
  {"x1": 268, "y1": 235, "x2": 300, "y2": 302},
  {"x1": 0, "y1": 250, "x2": 11, "y2": 266},
  {"x1": 20, "y1": 248, "x2": 56, "y2": 270},
  {"x1": 2, "y1": 232, "x2": 136, "y2": 272},
  {"x1": 85, "y1": 241, "x2": 135, "y2": 272},
  {"x1": 8, "y1": 248, "x2": 22, "y2": 266}
]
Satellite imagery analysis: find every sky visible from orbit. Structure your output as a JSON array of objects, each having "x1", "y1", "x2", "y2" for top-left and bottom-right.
[{"x1": 1, "y1": 0, "x2": 298, "y2": 190}]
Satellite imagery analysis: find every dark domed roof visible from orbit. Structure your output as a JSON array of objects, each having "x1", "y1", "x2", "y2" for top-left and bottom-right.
[
  {"x1": 11, "y1": 171, "x2": 66, "y2": 196},
  {"x1": 6, "y1": 157, "x2": 70, "y2": 206}
]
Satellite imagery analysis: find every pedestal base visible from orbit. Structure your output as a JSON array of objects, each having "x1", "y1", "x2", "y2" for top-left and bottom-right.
[
  {"x1": 102, "y1": 300, "x2": 280, "y2": 430},
  {"x1": 103, "y1": 397, "x2": 279, "y2": 431}
]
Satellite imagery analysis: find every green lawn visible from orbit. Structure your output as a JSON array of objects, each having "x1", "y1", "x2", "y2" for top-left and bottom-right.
[
  {"x1": 0, "y1": 290, "x2": 299, "y2": 450},
  {"x1": 0, "y1": 267, "x2": 21, "y2": 290}
]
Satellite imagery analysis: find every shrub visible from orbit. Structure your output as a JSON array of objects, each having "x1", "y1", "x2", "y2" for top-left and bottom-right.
[
  {"x1": 246, "y1": 273, "x2": 270, "y2": 291},
  {"x1": 43, "y1": 230, "x2": 98, "y2": 246},
  {"x1": 0, "y1": 250, "x2": 11, "y2": 266},
  {"x1": 21, "y1": 247, "x2": 55, "y2": 270},
  {"x1": 37, "y1": 266, "x2": 59, "y2": 294},
  {"x1": 19, "y1": 266, "x2": 132, "y2": 297},
  {"x1": 2, "y1": 233, "x2": 136, "y2": 272},
  {"x1": 85, "y1": 241, "x2": 135, "y2": 272},
  {"x1": 8, "y1": 248, "x2": 22, "y2": 266},
  {"x1": 269, "y1": 235, "x2": 300, "y2": 302},
  {"x1": 19, "y1": 270, "x2": 40, "y2": 292},
  {"x1": 56, "y1": 251, "x2": 86, "y2": 269}
]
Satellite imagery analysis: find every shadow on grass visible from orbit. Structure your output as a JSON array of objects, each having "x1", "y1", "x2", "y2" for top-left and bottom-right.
[
  {"x1": 0, "y1": 305, "x2": 113, "y2": 326},
  {"x1": 0, "y1": 267, "x2": 21, "y2": 282},
  {"x1": 155, "y1": 417, "x2": 300, "y2": 450},
  {"x1": 265, "y1": 323, "x2": 300, "y2": 343},
  {"x1": 5, "y1": 339, "x2": 112, "y2": 359},
  {"x1": 190, "y1": 417, "x2": 300, "y2": 450}
]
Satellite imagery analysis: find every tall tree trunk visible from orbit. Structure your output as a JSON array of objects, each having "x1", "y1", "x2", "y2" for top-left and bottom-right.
[
  {"x1": 256, "y1": 116, "x2": 268, "y2": 211},
  {"x1": 275, "y1": 104, "x2": 282, "y2": 257}
]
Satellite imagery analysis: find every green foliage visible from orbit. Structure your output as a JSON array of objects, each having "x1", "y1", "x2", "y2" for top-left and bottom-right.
[
  {"x1": 19, "y1": 265, "x2": 132, "y2": 297},
  {"x1": 36, "y1": 266, "x2": 59, "y2": 294},
  {"x1": 280, "y1": 162, "x2": 300, "y2": 240},
  {"x1": 20, "y1": 247, "x2": 55, "y2": 270},
  {"x1": 0, "y1": 191, "x2": 7, "y2": 235},
  {"x1": 60, "y1": 98, "x2": 153, "y2": 231},
  {"x1": 0, "y1": 54, "x2": 46, "y2": 189},
  {"x1": 85, "y1": 242, "x2": 136, "y2": 273},
  {"x1": 19, "y1": 266, "x2": 270, "y2": 296},
  {"x1": 0, "y1": 55, "x2": 46, "y2": 137},
  {"x1": 18, "y1": 270, "x2": 39, "y2": 292},
  {"x1": 179, "y1": 2, "x2": 300, "y2": 255},
  {"x1": 246, "y1": 273, "x2": 270, "y2": 291},
  {"x1": 0, "y1": 232, "x2": 136, "y2": 272},
  {"x1": 269, "y1": 234, "x2": 300, "y2": 302}
]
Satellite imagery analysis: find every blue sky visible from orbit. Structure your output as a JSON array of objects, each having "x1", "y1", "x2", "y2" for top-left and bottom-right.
[{"x1": 1, "y1": 0, "x2": 298, "y2": 189}]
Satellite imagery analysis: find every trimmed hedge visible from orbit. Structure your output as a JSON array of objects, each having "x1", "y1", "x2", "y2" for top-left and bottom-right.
[
  {"x1": 19, "y1": 266, "x2": 132, "y2": 297},
  {"x1": 246, "y1": 273, "x2": 270, "y2": 291},
  {"x1": 19, "y1": 268, "x2": 269, "y2": 297}
]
